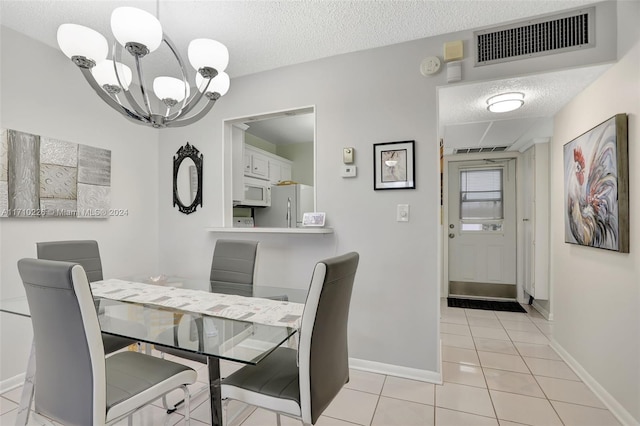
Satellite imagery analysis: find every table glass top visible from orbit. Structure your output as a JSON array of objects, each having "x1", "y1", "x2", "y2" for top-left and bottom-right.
[{"x1": 1, "y1": 277, "x2": 308, "y2": 365}]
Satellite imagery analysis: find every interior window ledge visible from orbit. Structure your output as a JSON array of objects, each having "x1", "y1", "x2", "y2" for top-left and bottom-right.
[{"x1": 205, "y1": 227, "x2": 334, "y2": 234}]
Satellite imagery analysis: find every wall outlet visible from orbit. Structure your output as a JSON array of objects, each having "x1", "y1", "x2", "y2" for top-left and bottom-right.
[
  {"x1": 397, "y1": 204, "x2": 409, "y2": 222},
  {"x1": 341, "y1": 165, "x2": 357, "y2": 178}
]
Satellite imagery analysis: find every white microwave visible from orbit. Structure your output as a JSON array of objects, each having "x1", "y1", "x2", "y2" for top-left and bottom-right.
[{"x1": 240, "y1": 177, "x2": 271, "y2": 207}]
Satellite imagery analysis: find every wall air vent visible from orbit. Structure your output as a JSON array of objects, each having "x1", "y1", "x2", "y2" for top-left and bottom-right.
[
  {"x1": 455, "y1": 146, "x2": 509, "y2": 154},
  {"x1": 475, "y1": 7, "x2": 594, "y2": 66}
]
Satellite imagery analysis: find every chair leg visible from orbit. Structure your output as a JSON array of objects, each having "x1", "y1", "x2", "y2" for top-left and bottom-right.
[
  {"x1": 182, "y1": 385, "x2": 191, "y2": 426},
  {"x1": 276, "y1": 412, "x2": 282, "y2": 426}
]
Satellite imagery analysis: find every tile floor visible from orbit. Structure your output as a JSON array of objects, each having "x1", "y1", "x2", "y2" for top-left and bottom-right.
[{"x1": 0, "y1": 299, "x2": 621, "y2": 425}]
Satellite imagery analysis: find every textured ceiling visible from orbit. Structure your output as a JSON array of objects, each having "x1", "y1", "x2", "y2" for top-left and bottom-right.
[
  {"x1": 1, "y1": 0, "x2": 608, "y2": 150},
  {"x1": 1, "y1": 0, "x2": 598, "y2": 78}
]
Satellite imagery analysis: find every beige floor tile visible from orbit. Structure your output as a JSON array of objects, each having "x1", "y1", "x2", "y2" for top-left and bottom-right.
[
  {"x1": 490, "y1": 390, "x2": 563, "y2": 425},
  {"x1": 465, "y1": 309, "x2": 498, "y2": 319},
  {"x1": 442, "y1": 361, "x2": 486, "y2": 388},
  {"x1": 322, "y1": 388, "x2": 379, "y2": 425},
  {"x1": 513, "y1": 342, "x2": 560, "y2": 360},
  {"x1": 0, "y1": 387, "x2": 22, "y2": 404},
  {"x1": 435, "y1": 407, "x2": 498, "y2": 426},
  {"x1": 523, "y1": 357, "x2": 580, "y2": 381},
  {"x1": 371, "y1": 396, "x2": 434, "y2": 426},
  {"x1": 467, "y1": 317, "x2": 503, "y2": 329},
  {"x1": 551, "y1": 401, "x2": 621, "y2": 426},
  {"x1": 344, "y1": 369, "x2": 385, "y2": 395},
  {"x1": 483, "y1": 368, "x2": 545, "y2": 398},
  {"x1": 499, "y1": 319, "x2": 539, "y2": 332},
  {"x1": 477, "y1": 351, "x2": 529, "y2": 373},
  {"x1": 0, "y1": 397, "x2": 17, "y2": 415},
  {"x1": 470, "y1": 326, "x2": 510, "y2": 341},
  {"x1": 112, "y1": 403, "x2": 186, "y2": 426},
  {"x1": 315, "y1": 415, "x2": 361, "y2": 426},
  {"x1": 535, "y1": 376, "x2": 606, "y2": 408},
  {"x1": 498, "y1": 421, "x2": 530, "y2": 426},
  {"x1": 441, "y1": 333, "x2": 475, "y2": 349},
  {"x1": 533, "y1": 322, "x2": 554, "y2": 335},
  {"x1": 0, "y1": 409, "x2": 67, "y2": 426},
  {"x1": 441, "y1": 314, "x2": 469, "y2": 325},
  {"x1": 381, "y1": 376, "x2": 435, "y2": 405},
  {"x1": 442, "y1": 346, "x2": 480, "y2": 366},
  {"x1": 473, "y1": 337, "x2": 518, "y2": 355},
  {"x1": 506, "y1": 329, "x2": 549, "y2": 345},
  {"x1": 441, "y1": 323, "x2": 472, "y2": 336},
  {"x1": 435, "y1": 382, "x2": 495, "y2": 418},
  {"x1": 494, "y1": 312, "x2": 532, "y2": 322},
  {"x1": 239, "y1": 407, "x2": 300, "y2": 426}
]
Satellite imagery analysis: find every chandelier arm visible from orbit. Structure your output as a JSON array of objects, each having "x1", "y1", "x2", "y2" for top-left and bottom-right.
[
  {"x1": 162, "y1": 35, "x2": 190, "y2": 113},
  {"x1": 112, "y1": 42, "x2": 151, "y2": 120},
  {"x1": 133, "y1": 54, "x2": 155, "y2": 118},
  {"x1": 78, "y1": 67, "x2": 149, "y2": 124},
  {"x1": 165, "y1": 98, "x2": 217, "y2": 128},
  {"x1": 166, "y1": 85, "x2": 211, "y2": 121}
]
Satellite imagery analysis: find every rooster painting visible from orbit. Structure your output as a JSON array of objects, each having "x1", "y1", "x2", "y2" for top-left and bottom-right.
[{"x1": 564, "y1": 115, "x2": 627, "y2": 252}]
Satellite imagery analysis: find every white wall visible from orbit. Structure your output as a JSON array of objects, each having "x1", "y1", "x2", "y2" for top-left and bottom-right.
[
  {"x1": 0, "y1": 27, "x2": 160, "y2": 380},
  {"x1": 156, "y1": 1, "x2": 618, "y2": 376},
  {"x1": 549, "y1": 22, "x2": 640, "y2": 426}
]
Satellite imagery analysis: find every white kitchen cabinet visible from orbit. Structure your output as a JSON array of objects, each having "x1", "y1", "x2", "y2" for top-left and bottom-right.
[
  {"x1": 522, "y1": 142, "x2": 550, "y2": 300},
  {"x1": 244, "y1": 146, "x2": 270, "y2": 180},
  {"x1": 268, "y1": 158, "x2": 293, "y2": 184}
]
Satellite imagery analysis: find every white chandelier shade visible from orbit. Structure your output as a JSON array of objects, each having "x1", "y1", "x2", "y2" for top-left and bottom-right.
[
  {"x1": 57, "y1": 24, "x2": 108, "y2": 66},
  {"x1": 56, "y1": 6, "x2": 230, "y2": 128},
  {"x1": 92, "y1": 60, "x2": 133, "y2": 90},
  {"x1": 196, "y1": 72, "x2": 230, "y2": 97},
  {"x1": 111, "y1": 7, "x2": 163, "y2": 54}
]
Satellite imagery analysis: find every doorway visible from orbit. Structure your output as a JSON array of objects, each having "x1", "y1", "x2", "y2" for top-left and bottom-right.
[{"x1": 447, "y1": 158, "x2": 517, "y2": 299}]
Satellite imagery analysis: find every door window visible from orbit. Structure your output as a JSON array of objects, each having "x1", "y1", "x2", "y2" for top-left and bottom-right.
[{"x1": 459, "y1": 168, "x2": 504, "y2": 231}]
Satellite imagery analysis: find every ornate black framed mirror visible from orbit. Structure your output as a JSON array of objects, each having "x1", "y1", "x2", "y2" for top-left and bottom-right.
[{"x1": 173, "y1": 142, "x2": 203, "y2": 215}]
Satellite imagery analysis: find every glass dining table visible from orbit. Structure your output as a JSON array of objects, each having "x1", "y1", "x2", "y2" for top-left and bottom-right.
[{"x1": 0, "y1": 276, "x2": 309, "y2": 426}]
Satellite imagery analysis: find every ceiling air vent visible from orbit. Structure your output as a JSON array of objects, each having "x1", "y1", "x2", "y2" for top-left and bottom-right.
[
  {"x1": 455, "y1": 146, "x2": 509, "y2": 154},
  {"x1": 475, "y1": 7, "x2": 594, "y2": 66}
]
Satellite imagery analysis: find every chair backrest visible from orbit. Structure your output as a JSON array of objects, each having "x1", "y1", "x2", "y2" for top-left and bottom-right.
[
  {"x1": 36, "y1": 240, "x2": 104, "y2": 283},
  {"x1": 209, "y1": 239, "x2": 259, "y2": 296},
  {"x1": 18, "y1": 258, "x2": 106, "y2": 426},
  {"x1": 298, "y1": 252, "x2": 359, "y2": 425}
]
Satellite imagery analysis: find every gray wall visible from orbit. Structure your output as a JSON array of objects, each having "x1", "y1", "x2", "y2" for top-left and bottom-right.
[{"x1": 0, "y1": 27, "x2": 160, "y2": 380}]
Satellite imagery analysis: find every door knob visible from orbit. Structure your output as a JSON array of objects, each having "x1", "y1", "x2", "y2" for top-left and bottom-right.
[{"x1": 449, "y1": 233, "x2": 455, "y2": 239}]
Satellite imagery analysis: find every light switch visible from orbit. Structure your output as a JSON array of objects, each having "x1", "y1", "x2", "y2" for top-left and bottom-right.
[{"x1": 397, "y1": 204, "x2": 409, "y2": 222}]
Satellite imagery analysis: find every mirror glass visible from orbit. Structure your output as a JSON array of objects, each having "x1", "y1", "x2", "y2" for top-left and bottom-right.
[
  {"x1": 226, "y1": 107, "x2": 315, "y2": 227},
  {"x1": 176, "y1": 157, "x2": 197, "y2": 206},
  {"x1": 173, "y1": 142, "x2": 203, "y2": 215}
]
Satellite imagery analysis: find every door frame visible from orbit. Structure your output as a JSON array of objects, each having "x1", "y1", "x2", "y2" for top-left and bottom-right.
[{"x1": 442, "y1": 151, "x2": 526, "y2": 303}]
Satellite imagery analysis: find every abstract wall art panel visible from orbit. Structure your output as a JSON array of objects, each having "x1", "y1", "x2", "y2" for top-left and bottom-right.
[
  {"x1": 0, "y1": 128, "x2": 111, "y2": 219},
  {"x1": 563, "y1": 114, "x2": 629, "y2": 253}
]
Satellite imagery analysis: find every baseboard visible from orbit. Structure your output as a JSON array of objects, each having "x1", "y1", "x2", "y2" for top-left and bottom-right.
[
  {"x1": 0, "y1": 373, "x2": 25, "y2": 394},
  {"x1": 551, "y1": 339, "x2": 638, "y2": 426},
  {"x1": 349, "y1": 357, "x2": 442, "y2": 385},
  {"x1": 532, "y1": 300, "x2": 553, "y2": 320}
]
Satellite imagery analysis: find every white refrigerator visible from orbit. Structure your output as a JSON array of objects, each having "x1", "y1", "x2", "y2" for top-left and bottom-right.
[{"x1": 254, "y1": 184, "x2": 314, "y2": 228}]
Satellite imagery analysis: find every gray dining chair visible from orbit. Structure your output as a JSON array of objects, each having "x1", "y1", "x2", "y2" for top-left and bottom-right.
[
  {"x1": 158, "y1": 239, "x2": 260, "y2": 412},
  {"x1": 36, "y1": 240, "x2": 137, "y2": 354},
  {"x1": 17, "y1": 258, "x2": 198, "y2": 426},
  {"x1": 221, "y1": 251, "x2": 360, "y2": 426}
]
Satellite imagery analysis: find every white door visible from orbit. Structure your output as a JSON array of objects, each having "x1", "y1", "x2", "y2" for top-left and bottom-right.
[{"x1": 447, "y1": 159, "x2": 517, "y2": 299}]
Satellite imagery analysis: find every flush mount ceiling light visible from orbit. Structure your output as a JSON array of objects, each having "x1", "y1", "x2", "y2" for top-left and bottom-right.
[
  {"x1": 486, "y1": 92, "x2": 525, "y2": 113},
  {"x1": 57, "y1": 7, "x2": 230, "y2": 128}
]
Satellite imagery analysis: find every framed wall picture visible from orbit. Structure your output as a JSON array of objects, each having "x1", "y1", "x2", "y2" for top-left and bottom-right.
[
  {"x1": 373, "y1": 140, "x2": 415, "y2": 190},
  {"x1": 563, "y1": 114, "x2": 629, "y2": 253}
]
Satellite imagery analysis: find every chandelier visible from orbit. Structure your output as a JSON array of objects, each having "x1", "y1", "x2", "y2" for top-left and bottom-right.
[{"x1": 56, "y1": 7, "x2": 230, "y2": 128}]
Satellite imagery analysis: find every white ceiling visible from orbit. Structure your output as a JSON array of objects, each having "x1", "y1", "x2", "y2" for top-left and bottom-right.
[
  {"x1": 439, "y1": 64, "x2": 611, "y2": 153},
  {"x1": 1, "y1": 0, "x2": 607, "y2": 148}
]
